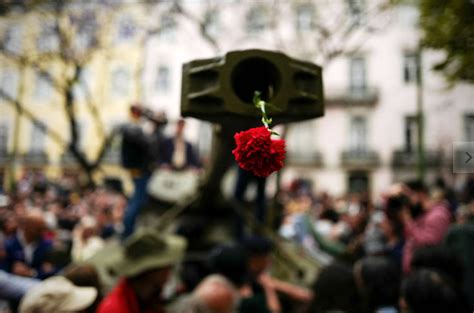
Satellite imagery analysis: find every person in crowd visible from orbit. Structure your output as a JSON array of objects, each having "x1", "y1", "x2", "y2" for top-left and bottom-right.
[
  {"x1": 171, "y1": 274, "x2": 240, "y2": 313},
  {"x1": 410, "y1": 245, "x2": 470, "y2": 311},
  {"x1": 380, "y1": 195, "x2": 407, "y2": 268},
  {"x1": 71, "y1": 215, "x2": 105, "y2": 262},
  {"x1": 158, "y1": 119, "x2": 200, "y2": 171},
  {"x1": 0, "y1": 210, "x2": 17, "y2": 270},
  {"x1": 238, "y1": 236, "x2": 277, "y2": 313},
  {"x1": 444, "y1": 200, "x2": 474, "y2": 310},
  {"x1": 18, "y1": 276, "x2": 97, "y2": 313},
  {"x1": 401, "y1": 269, "x2": 469, "y2": 313},
  {"x1": 0, "y1": 270, "x2": 39, "y2": 304},
  {"x1": 399, "y1": 180, "x2": 451, "y2": 273},
  {"x1": 120, "y1": 104, "x2": 158, "y2": 239},
  {"x1": 354, "y1": 256, "x2": 401, "y2": 313},
  {"x1": 233, "y1": 168, "x2": 267, "y2": 238},
  {"x1": 64, "y1": 263, "x2": 103, "y2": 313},
  {"x1": 240, "y1": 236, "x2": 312, "y2": 313},
  {"x1": 4, "y1": 210, "x2": 54, "y2": 279},
  {"x1": 97, "y1": 230, "x2": 186, "y2": 313},
  {"x1": 207, "y1": 245, "x2": 249, "y2": 291},
  {"x1": 309, "y1": 262, "x2": 362, "y2": 313}
]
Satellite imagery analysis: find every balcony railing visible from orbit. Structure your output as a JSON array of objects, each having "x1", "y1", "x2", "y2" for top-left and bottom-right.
[
  {"x1": 325, "y1": 86, "x2": 379, "y2": 106},
  {"x1": 341, "y1": 149, "x2": 380, "y2": 168},
  {"x1": 23, "y1": 151, "x2": 49, "y2": 166},
  {"x1": 392, "y1": 149, "x2": 442, "y2": 168},
  {"x1": 286, "y1": 151, "x2": 323, "y2": 167}
]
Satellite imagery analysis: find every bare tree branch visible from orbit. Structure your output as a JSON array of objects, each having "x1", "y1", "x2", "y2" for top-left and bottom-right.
[{"x1": 0, "y1": 89, "x2": 68, "y2": 148}]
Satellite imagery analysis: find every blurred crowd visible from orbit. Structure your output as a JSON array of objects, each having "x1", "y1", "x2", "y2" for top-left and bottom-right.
[
  {"x1": 0, "y1": 170, "x2": 473, "y2": 313},
  {"x1": 278, "y1": 176, "x2": 474, "y2": 313}
]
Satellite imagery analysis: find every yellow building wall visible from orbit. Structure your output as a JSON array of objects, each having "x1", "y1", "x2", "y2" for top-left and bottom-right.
[{"x1": 0, "y1": 4, "x2": 147, "y2": 190}]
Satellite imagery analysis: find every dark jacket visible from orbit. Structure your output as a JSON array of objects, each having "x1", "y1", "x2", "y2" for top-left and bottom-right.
[
  {"x1": 4, "y1": 235, "x2": 53, "y2": 279},
  {"x1": 157, "y1": 137, "x2": 200, "y2": 170},
  {"x1": 120, "y1": 124, "x2": 153, "y2": 171}
]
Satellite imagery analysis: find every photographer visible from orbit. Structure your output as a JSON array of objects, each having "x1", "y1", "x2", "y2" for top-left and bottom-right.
[
  {"x1": 399, "y1": 181, "x2": 451, "y2": 274},
  {"x1": 120, "y1": 104, "x2": 166, "y2": 239}
]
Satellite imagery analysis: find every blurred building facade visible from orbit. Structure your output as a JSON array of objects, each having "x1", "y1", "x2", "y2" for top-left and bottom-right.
[
  {"x1": 1, "y1": 1, "x2": 473, "y2": 197},
  {"x1": 141, "y1": 0, "x2": 474, "y2": 198},
  {"x1": 0, "y1": 3, "x2": 148, "y2": 187}
]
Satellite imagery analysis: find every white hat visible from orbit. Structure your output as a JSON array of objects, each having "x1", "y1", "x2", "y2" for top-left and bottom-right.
[
  {"x1": 0, "y1": 194, "x2": 9, "y2": 207},
  {"x1": 19, "y1": 276, "x2": 97, "y2": 313}
]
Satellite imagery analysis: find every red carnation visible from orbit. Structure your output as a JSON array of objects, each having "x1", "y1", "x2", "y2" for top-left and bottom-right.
[{"x1": 232, "y1": 126, "x2": 286, "y2": 178}]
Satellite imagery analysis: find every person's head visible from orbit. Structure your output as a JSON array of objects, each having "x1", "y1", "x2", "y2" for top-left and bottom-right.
[
  {"x1": 19, "y1": 210, "x2": 46, "y2": 243},
  {"x1": 176, "y1": 119, "x2": 186, "y2": 137},
  {"x1": 129, "y1": 265, "x2": 174, "y2": 301},
  {"x1": 410, "y1": 245, "x2": 464, "y2": 288},
  {"x1": 354, "y1": 256, "x2": 401, "y2": 312},
  {"x1": 64, "y1": 263, "x2": 102, "y2": 294},
  {"x1": 115, "y1": 230, "x2": 186, "y2": 301},
  {"x1": 192, "y1": 275, "x2": 240, "y2": 313},
  {"x1": 404, "y1": 180, "x2": 430, "y2": 217},
  {"x1": 401, "y1": 269, "x2": 466, "y2": 313},
  {"x1": 19, "y1": 276, "x2": 97, "y2": 313},
  {"x1": 382, "y1": 195, "x2": 409, "y2": 239},
  {"x1": 208, "y1": 245, "x2": 249, "y2": 288},
  {"x1": 64, "y1": 264, "x2": 103, "y2": 313},
  {"x1": 310, "y1": 262, "x2": 361, "y2": 313},
  {"x1": 242, "y1": 236, "x2": 273, "y2": 277},
  {"x1": 129, "y1": 103, "x2": 142, "y2": 121},
  {"x1": 0, "y1": 213, "x2": 17, "y2": 236}
]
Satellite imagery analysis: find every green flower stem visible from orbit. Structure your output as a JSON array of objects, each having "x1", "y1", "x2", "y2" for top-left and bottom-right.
[{"x1": 253, "y1": 91, "x2": 279, "y2": 136}]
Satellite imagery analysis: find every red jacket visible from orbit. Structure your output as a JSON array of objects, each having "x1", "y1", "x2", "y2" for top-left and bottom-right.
[{"x1": 97, "y1": 279, "x2": 165, "y2": 313}]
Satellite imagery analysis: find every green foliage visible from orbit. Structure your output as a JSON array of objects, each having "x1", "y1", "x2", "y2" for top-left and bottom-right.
[{"x1": 419, "y1": 0, "x2": 474, "y2": 83}]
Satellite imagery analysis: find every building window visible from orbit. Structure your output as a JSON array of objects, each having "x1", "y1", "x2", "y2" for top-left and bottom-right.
[
  {"x1": 116, "y1": 15, "x2": 136, "y2": 42},
  {"x1": 347, "y1": 0, "x2": 365, "y2": 25},
  {"x1": 349, "y1": 56, "x2": 367, "y2": 97},
  {"x1": 3, "y1": 24, "x2": 22, "y2": 54},
  {"x1": 246, "y1": 6, "x2": 268, "y2": 34},
  {"x1": 404, "y1": 115, "x2": 418, "y2": 153},
  {"x1": 0, "y1": 123, "x2": 9, "y2": 153},
  {"x1": 37, "y1": 21, "x2": 59, "y2": 52},
  {"x1": 348, "y1": 171, "x2": 369, "y2": 194},
  {"x1": 403, "y1": 52, "x2": 419, "y2": 83},
  {"x1": 111, "y1": 67, "x2": 131, "y2": 97},
  {"x1": 349, "y1": 116, "x2": 367, "y2": 151},
  {"x1": 71, "y1": 10, "x2": 98, "y2": 51},
  {"x1": 465, "y1": 114, "x2": 474, "y2": 142},
  {"x1": 398, "y1": 5, "x2": 419, "y2": 28},
  {"x1": 295, "y1": 4, "x2": 314, "y2": 32},
  {"x1": 158, "y1": 15, "x2": 177, "y2": 41},
  {"x1": 34, "y1": 72, "x2": 53, "y2": 100},
  {"x1": 287, "y1": 121, "x2": 315, "y2": 156},
  {"x1": 203, "y1": 11, "x2": 219, "y2": 38},
  {"x1": 0, "y1": 69, "x2": 19, "y2": 99},
  {"x1": 30, "y1": 122, "x2": 46, "y2": 153},
  {"x1": 156, "y1": 66, "x2": 170, "y2": 93}
]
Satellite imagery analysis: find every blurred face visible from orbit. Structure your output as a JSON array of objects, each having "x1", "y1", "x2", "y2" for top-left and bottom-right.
[
  {"x1": 147, "y1": 266, "x2": 173, "y2": 298},
  {"x1": 4, "y1": 216, "x2": 17, "y2": 234},
  {"x1": 22, "y1": 217, "x2": 46, "y2": 242},
  {"x1": 176, "y1": 121, "x2": 185, "y2": 136},
  {"x1": 380, "y1": 215, "x2": 394, "y2": 238},
  {"x1": 248, "y1": 254, "x2": 271, "y2": 277}
]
